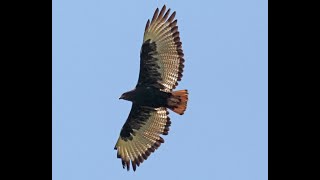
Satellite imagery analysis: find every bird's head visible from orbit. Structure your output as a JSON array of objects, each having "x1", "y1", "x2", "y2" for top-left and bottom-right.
[
  {"x1": 119, "y1": 89, "x2": 136, "y2": 101},
  {"x1": 119, "y1": 93, "x2": 129, "y2": 100}
]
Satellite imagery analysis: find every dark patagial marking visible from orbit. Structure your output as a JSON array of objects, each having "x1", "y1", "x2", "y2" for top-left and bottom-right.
[
  {"x1": 138, "y1": 40, "x2": 165, "y2": 89},
  {"x1": 119, "y1": 106, "x2": 152, "y2": 141}
]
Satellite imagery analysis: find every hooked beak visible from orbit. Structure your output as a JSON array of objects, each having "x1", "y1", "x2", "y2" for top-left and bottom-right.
[{"x1": 119, "y1": 94, "x2": 125, "y2": 100}]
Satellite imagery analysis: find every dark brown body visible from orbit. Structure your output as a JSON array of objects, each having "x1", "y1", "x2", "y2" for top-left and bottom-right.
[{"x1": 120, "y1": 87, "x2": 171, "y2": 108}]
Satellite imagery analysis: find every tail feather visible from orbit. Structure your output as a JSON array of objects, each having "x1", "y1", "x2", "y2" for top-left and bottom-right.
[{"x1": 167, "y1": 90, "x2": 188, "y2": 115}]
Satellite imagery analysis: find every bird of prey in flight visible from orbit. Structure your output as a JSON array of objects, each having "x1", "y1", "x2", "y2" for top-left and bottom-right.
[{"x1": 114, "y1": 5, "x2": 188, "y2": 171}]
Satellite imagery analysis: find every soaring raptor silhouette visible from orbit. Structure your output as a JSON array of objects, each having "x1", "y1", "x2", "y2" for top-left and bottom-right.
[{"x1": 114, "y1": 5, "x2": 188, "y2": 171}]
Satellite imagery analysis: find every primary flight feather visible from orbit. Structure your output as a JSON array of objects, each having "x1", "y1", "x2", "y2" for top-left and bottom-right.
[{"x1": 114, "y1": 5, "x2": 188, "y2": 171}]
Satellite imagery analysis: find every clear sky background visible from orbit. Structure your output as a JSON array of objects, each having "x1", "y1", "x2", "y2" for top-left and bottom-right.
[{"x1": 53, "y1": 0, "x2": 267, "y2": 179}]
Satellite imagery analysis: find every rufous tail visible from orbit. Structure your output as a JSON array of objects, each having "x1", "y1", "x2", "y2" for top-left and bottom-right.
[{"x1": 167, "y1": 90, "x2": 188, "y2": 115}]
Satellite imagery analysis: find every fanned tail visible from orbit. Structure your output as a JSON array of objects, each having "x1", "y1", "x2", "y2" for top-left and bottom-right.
[{"x1": 167, "y1": 90, "x2": 188, "y2": 115}]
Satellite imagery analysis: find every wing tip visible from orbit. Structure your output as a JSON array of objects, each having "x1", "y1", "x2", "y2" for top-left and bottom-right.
[
  {"x1": 151, "y1": 7, "x2": 159, "y2": 24},
  {"x1": 159, "y1": 5, "x2": 166, "y2": 18},
  {"x1": 145, "y1": 19, "x2": 150, "y2": 32},
  {"x1": 168, "y1": 11, "x2": 176, "y2": 22},
  {"x1": 115, "y1": 135, "x2": 167, "y2": 171}
]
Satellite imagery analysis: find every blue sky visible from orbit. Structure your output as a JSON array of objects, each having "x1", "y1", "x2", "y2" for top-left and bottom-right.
[{"x1": 53, "y1": 0, "x2": 268, "y2": 179}]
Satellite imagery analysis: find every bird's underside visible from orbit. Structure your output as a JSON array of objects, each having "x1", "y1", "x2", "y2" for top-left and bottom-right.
[{"x1": 114, "y1": 5, "x2": 188, "y2": 171}]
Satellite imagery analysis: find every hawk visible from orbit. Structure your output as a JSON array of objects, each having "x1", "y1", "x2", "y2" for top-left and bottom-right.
[{"x1": 114, "y1": 5, "x2": 188, "y2": 171}]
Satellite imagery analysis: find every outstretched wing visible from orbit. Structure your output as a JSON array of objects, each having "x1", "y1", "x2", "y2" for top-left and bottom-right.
[
  {"x1": 137, "y1": 5, "x2": 185, "y2": 92},
  {"x1": 114, "y1": 104, "x2": 171, "y2": 171}
]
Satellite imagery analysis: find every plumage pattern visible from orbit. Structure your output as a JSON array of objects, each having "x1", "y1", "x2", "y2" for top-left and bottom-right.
[
  {"x1": 114, "y1": 105, "x2": 170, "y2": 171},
  {"x1": 114, "y1": 5, "x2": 186, "y2": 171},
  {"x1": 137, "y1": 5, "x2": 184, "y2": 92}
]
